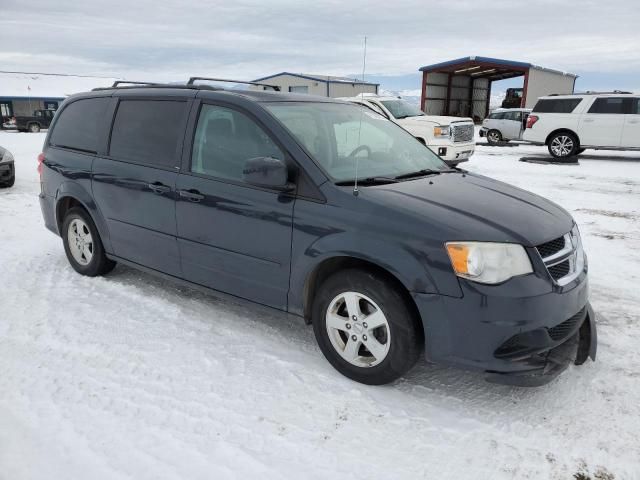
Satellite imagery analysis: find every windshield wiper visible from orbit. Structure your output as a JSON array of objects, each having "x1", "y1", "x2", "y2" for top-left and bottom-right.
[
  {"x1": 394, "y1": 168, "x2": 453, "y2": 180},
  {"x1": 335, "y1": 176, "x2": 399, "y2": 186}
]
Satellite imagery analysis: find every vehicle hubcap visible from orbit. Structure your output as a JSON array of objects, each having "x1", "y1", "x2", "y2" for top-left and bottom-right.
[
  {"x1": 68, "y1": 219, "x2": 94, "y2": 266},
  {"x1": 551, "y1": 136, "x2": 574, "y2": 157},
  {"x1": 325, "y1": 291, "x2": 391, "y2": 367}
]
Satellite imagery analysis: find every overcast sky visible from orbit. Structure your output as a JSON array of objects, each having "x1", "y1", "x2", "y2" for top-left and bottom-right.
[{"x1": 1, "y1": 0, "x2": 639, "y2": 91}]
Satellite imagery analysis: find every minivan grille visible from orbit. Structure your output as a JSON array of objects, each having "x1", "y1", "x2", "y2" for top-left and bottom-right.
[
  {"x1": 452, "y1": 124, "x2": 474, "y2": 143},
  {"x1": 536, "y1": 236, "x2": 565, "y2": 258},
  {"x1": 548, "y1": 260, "x2": 571, "y2": 280},
  {"x1": 535, "y1": 227, "x2": 584, "y2": 286}
]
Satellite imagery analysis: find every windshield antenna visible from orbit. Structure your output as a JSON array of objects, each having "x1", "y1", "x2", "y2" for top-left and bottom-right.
[{"x1": 353, "y1": 36, "x2": 367, "y2": 197}]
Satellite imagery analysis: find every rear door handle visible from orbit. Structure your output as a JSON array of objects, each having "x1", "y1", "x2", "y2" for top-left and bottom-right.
[
  {"x1": 628, "y1": 119, "x2": 640, "y2": 124},
  {"x1": 148, "y1": 182, "x2": 171, "y2": 194},
  {"x1": 179, "y1": 189, "x2": 205, "y2": 202}
]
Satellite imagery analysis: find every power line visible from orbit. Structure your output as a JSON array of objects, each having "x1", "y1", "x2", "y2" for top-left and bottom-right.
[{"x1": 0, "y1": 70, "x2": 120, "y2": 79}]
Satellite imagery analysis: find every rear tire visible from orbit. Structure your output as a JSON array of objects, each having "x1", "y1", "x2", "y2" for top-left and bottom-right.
[
  {"x1": 29, "y1": 123, "x2": 40, "y2": 133},
  {"x1": 548, "y1": 132, "x2": 579, "y2": 159},
  {"x1": 312, "y1": 269, "x2": 422, "y2": 385},
  {"x1": 62, "y1": 207, "x2": 116, "y2": 276},
  {"x1": 487, "y1": 129, "x2": 502, "y2": 145},
  {"x1": 576, "y1": 148, "x2": 586, "y2": 155}
]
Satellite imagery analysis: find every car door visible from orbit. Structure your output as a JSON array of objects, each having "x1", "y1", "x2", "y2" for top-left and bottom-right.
[
  {"x1": 92, "y1": 97, "x2": 191, "y2": 276},
  {"x1": 501, "y1": 111, "x2": 522, "y2": 140},
  {"x1": 175, "y1": 101, "x2": 295, "y2": 310},
  {"x1": 621, "y1": 98, "x2": 640, "y2": 148},
  {"x1": 579, "y1": 97, "x2": 629, "y2": 147}
]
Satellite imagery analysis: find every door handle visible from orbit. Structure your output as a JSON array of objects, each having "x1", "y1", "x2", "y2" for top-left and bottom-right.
[
  {"x1": 179, "y1": 189, "x2": 205, "y2": 202},
  {"x1": 629, "y1": 119, "x2": 639, "y2": 124},
  {"x1": 583, "y1": 119, "x2": 594, "y2": 123},
  {"x1": 148, "y1": 182, "x2": 171, "y2": 194}
]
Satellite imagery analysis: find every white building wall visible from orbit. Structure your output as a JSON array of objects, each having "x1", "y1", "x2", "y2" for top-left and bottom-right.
[
  {"x1": 525, "y1": 68, "x2": 576, "y2": 108},
  {"x1": 328, "y1": 82, "x2": 377, "y2": 98},
  {"x1": 251, "y1": 74, "x2": 377, "y2": 97}
]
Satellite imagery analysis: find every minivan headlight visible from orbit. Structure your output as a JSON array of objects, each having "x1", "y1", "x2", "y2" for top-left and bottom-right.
[
  {"x1": 445, "y1": 242, "x2": 533, "y2": 284},
  {"x1": 433, "y1": 126, "x2": 450, "y2": 138}
]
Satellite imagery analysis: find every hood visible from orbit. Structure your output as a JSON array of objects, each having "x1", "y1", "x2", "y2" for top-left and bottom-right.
[
  {"x1": 398, "y1": 115, "x2": 473, "y2": 127},
  {"x1": 365, "y1": 172, "x2": 573, "y2": 246}
]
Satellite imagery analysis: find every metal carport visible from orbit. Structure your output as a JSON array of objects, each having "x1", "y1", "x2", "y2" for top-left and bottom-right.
[{"x1": 419, "y1": 56, "x2": 577, "y2": 121}]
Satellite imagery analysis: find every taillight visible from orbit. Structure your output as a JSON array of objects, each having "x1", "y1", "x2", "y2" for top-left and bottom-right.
[
  {"x1": 37, "y1": 153, "x2": 45, "y2": 177},
  {"x1": 526, "y1": 115, "x2": 539, "y2": 129}
]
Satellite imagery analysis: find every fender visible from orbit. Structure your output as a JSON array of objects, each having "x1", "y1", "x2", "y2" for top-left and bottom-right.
[
  {"x1": 287, "y1": 230, "x2": 459, "y2": 317},
  {"x1": 55, "y1": 180, "x2": 113, "y2": 254}
]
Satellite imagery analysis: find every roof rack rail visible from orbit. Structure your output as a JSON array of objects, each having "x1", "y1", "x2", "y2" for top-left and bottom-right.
[
  {"x1": 187, "y1": 76, "x2": 280, "y2": 91},
  {"x1": 549, "y1": 90, "x2": 634, "y2": 96},
  {"x1": 111, "y1": 80, "x2": 161, "y2": 87}
]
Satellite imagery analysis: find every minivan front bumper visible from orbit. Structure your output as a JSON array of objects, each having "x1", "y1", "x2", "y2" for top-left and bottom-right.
[{"x1": 412, "y1": 271, "x2": 596, "y2": 386}]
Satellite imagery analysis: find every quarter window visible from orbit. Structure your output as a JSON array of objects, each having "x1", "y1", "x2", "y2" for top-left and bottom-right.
[
  {"x1": 191, "y1": 104, "x2": 285, "y2": 181},
  {"x1": 532, "y1": 98, "x2": 582, "y2": 113},
  {"x1": 109, "y1": 100, "x2": 188, "y2": 168},
  {"x1": 49, "y1": 97, "x2": 110, "y2": 153},
  {"x1": 588, "y1": 97, "x2": 632, "y2": 114}
]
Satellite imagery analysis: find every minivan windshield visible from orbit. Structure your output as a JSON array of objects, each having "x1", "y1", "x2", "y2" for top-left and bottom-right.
[
  {"x1": 379, "y1": 100, "x2": 425, "y2": 119},
  {"x1": 265, "y1": 102, "x2": 448, "y2": 183}
]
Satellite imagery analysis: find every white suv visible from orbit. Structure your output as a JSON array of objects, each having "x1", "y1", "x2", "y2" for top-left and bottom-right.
[
  {"x1": 523, "y1": 92, "x2": 640, "y2": 159},
  {"x1": 339, "y1": 95, "x2": 475, "y2": 165}
]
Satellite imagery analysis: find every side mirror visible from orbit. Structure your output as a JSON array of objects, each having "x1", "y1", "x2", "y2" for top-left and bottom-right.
[{"x1": 242, "y1": 156, "x2": 294, "y2": 191}]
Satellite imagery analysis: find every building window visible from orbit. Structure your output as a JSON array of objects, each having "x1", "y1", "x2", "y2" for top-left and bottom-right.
[
  {"x1": 289, "y1": 86, "x2": 309, "y2": 94},
  {"x1": 44, "y1": 101, "x2": 58, "y2": 110}
]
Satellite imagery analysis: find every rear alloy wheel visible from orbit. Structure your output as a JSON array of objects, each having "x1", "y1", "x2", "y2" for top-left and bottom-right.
[
  {"x1": 29, "y1": 123, "x2": 40, "y2": 133},
  {"x1": 548, "y1": 132, "x2": 579, "y2": 158},
  {"x1": 62, "y1": 207, "x2": 116, "y2": 276},
  {"x1": 312, "y1": 269, "x2": 422, "y2": 385},
  {"x1": 487, "y1": 129, "x2": 502, "y2": 145}
]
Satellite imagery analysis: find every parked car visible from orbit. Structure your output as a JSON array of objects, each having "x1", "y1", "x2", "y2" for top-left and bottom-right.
[
  {"x1": 523, "y1": 92, "x2": 640, "y2": 159},
  {"x1": 0, "y1": 145, "x2": 15, "y2": 188},
  {"x1": 480, "y1": 108, "x2": 531, "y2": 144},
  {"x1": 1, "y1": 116, "x2": 17, "y2": 130},
  {"x1": 14, "y1": 109, "x2": 56, "y2": 133},
  {"x1": 338, "y1": 95, "x2": 475, "y2": 166},
  {"x1": 39, "y1": 82, "x2": 596, "y2": 386}
]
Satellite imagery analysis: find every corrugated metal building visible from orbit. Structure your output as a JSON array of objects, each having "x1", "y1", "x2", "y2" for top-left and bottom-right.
[
  {"x1": 251, "y1": 72, "x2": 379, "y2": 97},
  {"x1": 418, "y1": 57, "x2": 577, "y2": 120}
]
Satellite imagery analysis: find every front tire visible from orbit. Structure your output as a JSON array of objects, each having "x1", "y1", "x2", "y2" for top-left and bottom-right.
[
  {"x1": 29, "y1": 123, "x2": 41, "y2": 133},
  {"x1": 0, "y1": 176, "x2": 15, "y2": 188},
  {"x1": 62, "y1": 207, "x2": 116, "y2": 276},
  {"x1": 548, "y1": 132, "x2": 579, "y2": 159},
  {"x1": 312, "y1": 269, "x2": 422, "y2": 385},
  {"x1": 487, "y1": 129, "x2": 502, "y2": 145}
]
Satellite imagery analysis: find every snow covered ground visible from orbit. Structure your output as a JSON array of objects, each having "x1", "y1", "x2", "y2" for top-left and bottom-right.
[{"x1": 1, "y1": 130, "x2": 639, "y2": 480}]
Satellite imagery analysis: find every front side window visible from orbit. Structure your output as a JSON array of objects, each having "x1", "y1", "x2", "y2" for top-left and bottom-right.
[
  {"x1": 49, "y1": 97, "x2": 110, "y2": 153},
  {"x1": 587, "y1": 97, "x2": 632, "y2": 114},
  {"x1": 109, "y1": 100, "x2": 188, "y2": 168},
  {"x1": 489, "y1": 112, "x2": 505, "y2": 120},
  {"x1": 533, "y1": 98, "x2": 582, "y2": 113},
  {"x1": 379, "y1": 99, "x2": 424, "y2": 119},
  {"x1": 266, "y1": 102, "x2": 448, "y2": 182},
  {"x1": 191, "y1": 104, "x2": 285, "y2": 181}
]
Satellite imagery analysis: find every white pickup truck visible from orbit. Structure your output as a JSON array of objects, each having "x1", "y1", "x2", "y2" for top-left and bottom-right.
[{"x1": 339, "y1": 95, "x2": 475, "y2": 165}]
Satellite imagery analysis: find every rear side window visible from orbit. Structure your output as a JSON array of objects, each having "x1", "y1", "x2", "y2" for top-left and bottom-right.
[
  {"x1": 532, "y1": 98, "x2": 582, "y2": 113},
  {"x1": 489, "y1": 112, "x2": 505, "y2": 119},
  {"x1": 49, "y1": 98, "x2": 110, "y2": 153},
  {"x1": 587, "y1": 97, "x2": 633, "y2": 114},
  {"x1": 109, "y1": 100, "x2": 188, "y2": 168}
]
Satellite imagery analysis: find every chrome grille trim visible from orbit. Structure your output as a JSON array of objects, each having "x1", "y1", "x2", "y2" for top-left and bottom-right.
[
  {"x1": 536, "y1": 227, "x2": 584, "y2": 286},
  {"x1": 452, "y1": 123, "x2": 474, "y2": 143}
]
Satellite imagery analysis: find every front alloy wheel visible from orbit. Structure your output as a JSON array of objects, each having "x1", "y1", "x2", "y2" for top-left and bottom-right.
[
  {"x1": 325, "y1": 291, "x2": 391, "y2": 367},
  {"x1": 312, "y1": 269, "x2": 422, "y2": 385}
]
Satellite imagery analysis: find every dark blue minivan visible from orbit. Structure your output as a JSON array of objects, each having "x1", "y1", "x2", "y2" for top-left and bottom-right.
[{"x1": 38, "y1": 80, "x2": 597, "y2": 386}]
